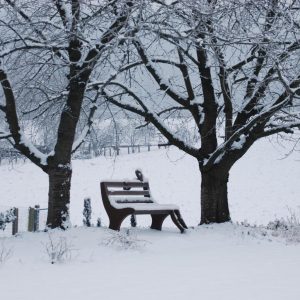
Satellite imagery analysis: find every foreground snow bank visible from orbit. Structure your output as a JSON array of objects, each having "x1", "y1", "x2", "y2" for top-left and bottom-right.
[{"x1": 1, "y1": 224, "x2": 300, "y2": 300}]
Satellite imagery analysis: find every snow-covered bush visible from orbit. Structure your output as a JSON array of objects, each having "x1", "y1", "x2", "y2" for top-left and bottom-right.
[
  {"x1": 267, "y1": 209, "x2": 300, "y2": 243},
  {"x1": 101, "y1": 229, "x2": 149, "y2": 250},
  {"x1": 238, "y1": 209, "x2": 300, "y2": 244},
  {"x1": 83, "y1": 198, "x2": 92, "y2": 227},
  {"x1": 96, "y1": 218, "x2": 101, "y2": 227},
  {"x1": 0, "y1": 239, "x2": 13, "y2": 264},
  {"x1": 0, "y1": 209, "x2": 16, "y2": 231},
  {"x1": 267, "y1": 219, "x2": 289, "y2": 231},
  {"x1": 43, "y1": 233, "x2": 75, "y2": 264}
]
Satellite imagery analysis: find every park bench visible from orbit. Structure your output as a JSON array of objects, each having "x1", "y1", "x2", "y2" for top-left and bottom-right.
[{"x1": 100, "y1": 180, "x2": 188, "y2": 233}]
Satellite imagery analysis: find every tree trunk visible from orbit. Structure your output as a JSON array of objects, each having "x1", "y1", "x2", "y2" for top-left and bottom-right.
[
  {"x1": 47, "y1": 166, "x2": 72, "y2": 229},
  {"x1": 200, "y1": 168, "x2": 231, "y2": 224}
]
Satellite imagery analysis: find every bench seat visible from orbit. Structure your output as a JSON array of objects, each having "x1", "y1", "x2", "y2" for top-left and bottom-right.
[{"x1": 111, "y1": 197, "x2": 179, "y2": 212}]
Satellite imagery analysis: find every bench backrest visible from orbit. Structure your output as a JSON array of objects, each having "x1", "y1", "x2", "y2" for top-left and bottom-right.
[{"x1": 101, "y1": 181, "x2": 154, "y2": 209}]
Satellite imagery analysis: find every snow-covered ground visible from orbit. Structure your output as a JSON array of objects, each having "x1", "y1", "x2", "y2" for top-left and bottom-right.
[{"x1": 0, "y1": 139, "x2": 300, "y2": 300}]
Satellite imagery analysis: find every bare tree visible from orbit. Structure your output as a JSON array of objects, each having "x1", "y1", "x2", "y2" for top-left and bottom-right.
[
  {"x1": 101, "y1": 0, "x2": 300, "y2": 224},
  {"x1": 0, "y1": 0, "x2": 134, "y2": 228}
]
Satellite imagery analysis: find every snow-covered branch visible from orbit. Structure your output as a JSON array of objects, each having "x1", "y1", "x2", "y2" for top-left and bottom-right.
[
  {"x1": 258, "y1": 122, "x2": 300, "y2": 138},
  {"x1": 203, "y1": 92, "x2": 296, "y2": 170},
  {"x1": 133, "y1": 39, "x2": 189, "y2": 106},
  {"x1": 0, "y1": 68, "x2": 48, "y2": 170},
  {"x1": 71, "y1": 92, "x2": 100, "y2": 153},
  {"x1": 0, "y1": 131, "x2": 12, "y2": 140},
  {"x1": 102, "y1": 87, "x2": 199, "y2": 158}
]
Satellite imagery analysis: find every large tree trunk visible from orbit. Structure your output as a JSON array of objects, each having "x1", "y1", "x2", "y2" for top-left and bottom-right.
[
  {"x1": 47, "y1": 166, "x2": 72, "y2": 229},
  {"x1": 200, "y1": 168, "x2": 231, "y2": 224}
]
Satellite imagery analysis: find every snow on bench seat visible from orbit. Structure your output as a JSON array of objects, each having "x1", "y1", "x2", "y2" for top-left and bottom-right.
[{"x1": 110, "y1": 197, "x2": 179, "y2": 211}]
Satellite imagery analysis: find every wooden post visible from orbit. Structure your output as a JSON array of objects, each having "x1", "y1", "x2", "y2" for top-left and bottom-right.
[
  {"x1": 109, "y1": 148, "x2": 112, "y2": 156},
  {"x1": 127, "y1": 146, "x2": 130, "y2": 154},
  {"x1": 28, "y1": 205, "x2": 40, "y2": 232},
  {"x1": 12, "y1": 207, "x2": 18, "y2": 235},
  {"x1": 148, "y1": 145, "x2": 150, "y2": 151},
  {"x1": 28, "y1": 207, "x2": 35, "y2": 232},
  {"x1": 130, "y1": 214, "x2": 137, "y2": 227},
  {"x1": 34, "y1": 205, "x2": 40, "y2": 232}
]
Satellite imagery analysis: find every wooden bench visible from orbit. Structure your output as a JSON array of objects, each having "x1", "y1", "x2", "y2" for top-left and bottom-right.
[{"x1": 100, "y1": 181, "x2": 188, "y2": 233}]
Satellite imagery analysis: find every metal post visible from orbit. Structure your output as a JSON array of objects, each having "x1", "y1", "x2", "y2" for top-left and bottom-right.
[{"x1": 12, "y1": 207, "x2": 18, "y2": 235}]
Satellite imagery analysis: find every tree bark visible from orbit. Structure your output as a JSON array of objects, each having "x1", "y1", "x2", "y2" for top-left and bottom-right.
[
  {"x1": 200, "y1": 168, "x2": 231, "y2": 224},
  {"x1": 47, "y1": 166, "x2": 72, "y2": 229}
]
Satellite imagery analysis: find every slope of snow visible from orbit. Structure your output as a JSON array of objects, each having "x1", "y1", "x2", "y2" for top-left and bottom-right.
[
  {"x1": 1, "y1": 139, "x2": 299, "y2": 227},
  {"x1": 0, "y1": 139, "x2": 300, "y2": 300},
  {"x1": 1, "y1": 225, "x2": 300, "y2": 300}
]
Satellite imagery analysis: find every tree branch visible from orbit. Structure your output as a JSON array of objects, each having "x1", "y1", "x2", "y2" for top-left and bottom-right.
[
  {"x1": 133, "y1": 39, "x2": 188, "y2": 106},
  {"x1": 0, "y1": 68, "x2": 48, "y2": 171},
  {"x1": 102, "y1": 88, "x2": 199, "y2": 158}
]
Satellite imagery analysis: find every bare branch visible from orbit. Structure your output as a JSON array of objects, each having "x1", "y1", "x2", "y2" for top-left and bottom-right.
[{"x1": 0, "y1": 68, "x2": 48, "y2": 171}]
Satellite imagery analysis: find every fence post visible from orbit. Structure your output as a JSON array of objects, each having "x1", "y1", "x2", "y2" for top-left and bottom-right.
[
  {"x1": 28, "y1": 205, "x2": 40, "y2": 232},
  {"x1": 130, "y1": 214, "x2": 137, "y2": 227},
  {"x1": 28, "y1": 207, "x2": 35, "y2": 232},
  {"x1": 12, "y1": 207, "x2": 18, "y2": 235},
  {"x1": 148, "y1": 145, "x2": 150, "y2": 151},
  {"x1": 34, "y1": 205, "x2": 40, "y2": 232}
]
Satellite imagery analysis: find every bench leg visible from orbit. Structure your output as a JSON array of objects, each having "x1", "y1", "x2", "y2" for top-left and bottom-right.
[
  {"x1": 174, "y1": 210, "x2": 188, "y2": 229},
  {"x1": 108, "y1": 214, "x2": 129, "y2": 231},
  {"x1": 150, "y1": 214, "x2": 168, "y2": 231},
  {"x1": 170, "y1": 211, "x2": 186, "y2": 233}
]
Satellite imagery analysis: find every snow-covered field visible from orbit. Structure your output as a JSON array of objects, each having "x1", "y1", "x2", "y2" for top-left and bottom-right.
[{"x1": 0, "y1": 139, "x2": 300, "y2": 300}]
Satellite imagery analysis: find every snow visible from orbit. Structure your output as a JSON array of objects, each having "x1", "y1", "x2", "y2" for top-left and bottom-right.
[
  {"x1": 111, "y1": 198, "x2": 179, "y2": 211},
  {"x1": 0, "y1": 139, "x2": 300, "y2": 299},
  {"x1": 19, "y1": 134, "x2": 48, "y2": 165},
  {"x1": 231, "y1": 134, "x2": 247, "y2": 150},
  {"x1": 72, "y1": 126, "x2": 90, "y2": 152},
  {"x1": 1, "y1": 225, "x2": 300, "y2": 300}
]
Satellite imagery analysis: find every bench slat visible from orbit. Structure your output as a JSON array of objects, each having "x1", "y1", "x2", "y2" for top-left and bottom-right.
[
  {"x1": 115, "y1": 200, "x2": 154, "y2": 204},
  {"x1": 108, "y1": 190, "x2": 150, "y2": 196},
  {"x1": 102, "y1": 181, "x2": 149, "y2": 188}
]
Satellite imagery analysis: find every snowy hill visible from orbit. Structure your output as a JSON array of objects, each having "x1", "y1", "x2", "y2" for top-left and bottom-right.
[
  {"x1": 0, "y1": 139, "x2": 300, "y2": 300},
  {"x1": 1, "y1": 138, "x2": 299, "y2": 227}
]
